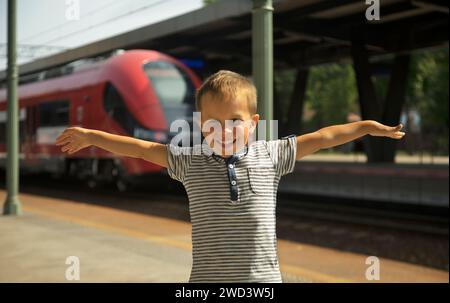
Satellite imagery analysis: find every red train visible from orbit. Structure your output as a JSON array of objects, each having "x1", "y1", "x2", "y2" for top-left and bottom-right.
[{"x1": 0, "y1": 49, "x2": 202, "y2": 190}]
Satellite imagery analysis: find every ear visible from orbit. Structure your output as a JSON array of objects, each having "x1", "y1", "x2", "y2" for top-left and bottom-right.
[{"x1": 249, "y1": 114, "x2": 259, "y2": 133}]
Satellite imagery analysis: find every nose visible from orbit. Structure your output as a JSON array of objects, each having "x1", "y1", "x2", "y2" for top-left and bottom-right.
[{"x1": 221, "y1": 127, "x2": 233, "y2": 141}]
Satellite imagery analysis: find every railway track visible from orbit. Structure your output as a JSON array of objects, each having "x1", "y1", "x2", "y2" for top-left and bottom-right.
[
  {"x1": 277, "y1": 193, "x2": 449, "y2": 236},
  {"x1": 2, "y1": 170, "x2": 448, "y2": 235},
  {"x1": 1, "y1": 171, "x2": 448, "y2": 270}
]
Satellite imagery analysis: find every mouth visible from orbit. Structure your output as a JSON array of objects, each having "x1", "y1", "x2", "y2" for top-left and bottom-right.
[{"x1": 218, "y1": 138, "x2": 236, "y2": 148}]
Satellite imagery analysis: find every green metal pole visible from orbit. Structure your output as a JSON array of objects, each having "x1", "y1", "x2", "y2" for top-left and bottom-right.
[
  {"x1": 3, "y1": 0, "x2": 22, "y2": 215},
  {"x1": 252, "y1": 0, "x2": 273, "y2": 140}
]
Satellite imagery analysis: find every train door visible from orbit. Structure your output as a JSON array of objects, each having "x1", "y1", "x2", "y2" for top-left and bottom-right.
[{"x1": 73, "y1": 88, "x2": 96, "y2": 129}]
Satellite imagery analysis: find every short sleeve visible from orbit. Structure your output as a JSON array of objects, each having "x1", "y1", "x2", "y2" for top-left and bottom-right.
[
  {"x1": 166, "y1": 144, "x2": 193, "y2": 183},
  {"x1": 264, "y1": 134, "x2": 297, "y2": 177}
]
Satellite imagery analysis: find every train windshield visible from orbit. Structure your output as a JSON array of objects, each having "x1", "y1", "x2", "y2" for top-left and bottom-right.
[{"x1": 143, "y1": 60, "x2": 195, "y2": 106}]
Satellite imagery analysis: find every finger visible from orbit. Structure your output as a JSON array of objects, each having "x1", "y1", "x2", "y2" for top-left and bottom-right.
[
  {"x1": 68, "y1": 144, "x2": 81, "y2": 154},
  {"x1": 56, "y1": 137, "x2": 72, "y2": 146},
  {"x1": 392, "y1": 131, "x2": 405, "y2": 139},
  {"x1": 56, "y1": 133, "x2": 71, "y2": 143},
  {"x1": 59, "y1": 143, "x2": 71, "y2": 151},
  {"x1": 56, "y1": 138, "x2": 67, "y2": 146},
  {"x1": 392, "y1": 123, "x2": 403, "y2": 131},
  {"x1": 62, "y1": 143, "x2": 75, "y2": 152}
]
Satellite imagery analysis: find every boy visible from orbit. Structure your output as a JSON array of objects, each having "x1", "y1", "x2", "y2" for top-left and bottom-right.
[{"x1": 55, "y1": 70, "x2": 405, "y2": 283}]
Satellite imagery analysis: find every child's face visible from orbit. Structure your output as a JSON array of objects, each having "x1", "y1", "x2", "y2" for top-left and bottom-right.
[{"x1": 199, "y1": 92, "x2": 259, "y2": 157}]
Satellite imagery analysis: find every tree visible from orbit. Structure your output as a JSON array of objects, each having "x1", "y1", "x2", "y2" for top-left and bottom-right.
[
  {"x1": 407, "y1": 47, "x2": 449, "y2": 154},
  {"x1": 203, "y1": 0, "x2": 217, "y2": 5},
  {"x1": 304, "y1": 64, "x2": 358, "y2": 130}
]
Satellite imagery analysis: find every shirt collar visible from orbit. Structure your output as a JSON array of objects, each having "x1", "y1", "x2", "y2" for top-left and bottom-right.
[{"x1": 201, "y1": 142, "x2": 249, "y2": 163}]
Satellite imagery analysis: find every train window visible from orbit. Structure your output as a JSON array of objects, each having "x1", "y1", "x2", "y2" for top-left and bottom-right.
[
  {"x1": 103, "y1": 83, "x2": 135, "y2": 134},
  {"x1": 0, "y1": 122, "x2": 5, "y2": 144},
  {"x1": 143, "y1": 60, "x2": 195, "y2": 106},
  {"x1": 19, "y1": 120, "x2": 25, "y2": 144},
  {"x1": 38, "y1": 100, "x2": 69, "y2": 127},
  {"x1": 0, "y1": 108, "x2": 27, "y2": 144}
]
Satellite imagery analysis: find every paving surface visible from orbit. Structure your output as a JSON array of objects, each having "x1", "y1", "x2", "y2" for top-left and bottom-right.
[{"x1": 0, "y1": 190, "x2": 448, "y2": 283}]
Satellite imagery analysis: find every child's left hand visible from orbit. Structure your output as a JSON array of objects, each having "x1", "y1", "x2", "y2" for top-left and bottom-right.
[{"x1": 368, "y1": 121, "x2": 405, "y2": 139}]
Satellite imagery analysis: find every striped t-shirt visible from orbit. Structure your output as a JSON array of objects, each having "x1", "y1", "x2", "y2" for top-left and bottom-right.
[{"x1": 166, "y1": 135, "x2": 297, "y2": 283}]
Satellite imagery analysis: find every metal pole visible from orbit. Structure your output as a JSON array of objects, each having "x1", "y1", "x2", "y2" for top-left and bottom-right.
[
  {"x1": 252, "y1": 0, "x2": 273, "y2": 140},
  {"x1": 3, "y1": 0, "x2": 22, "y2": 215}
]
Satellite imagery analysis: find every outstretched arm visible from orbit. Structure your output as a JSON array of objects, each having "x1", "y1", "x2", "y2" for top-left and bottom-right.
[
  {"x1": 295, "y1": 120, "x2": 405, "y2": 160},
  {"x1": 55, "y1": 127, "x2": 168, "y2": 168}
]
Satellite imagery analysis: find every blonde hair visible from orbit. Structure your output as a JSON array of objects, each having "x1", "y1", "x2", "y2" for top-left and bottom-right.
[{"x1": 195, "y1": 70, "x2": 257, "y2": 114}]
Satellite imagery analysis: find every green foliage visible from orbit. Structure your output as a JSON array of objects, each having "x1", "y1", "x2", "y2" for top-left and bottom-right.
[
  {"x1": 408, "y1": 47, "x2": 449, "y2": 130},
  {"x1": 273, "y1": 46, "x2": 448, "y2": 154},
  {"x1": 304, "y1": 64, "x2": 358, "y2": 129},
  {"x1": 274, "y1": 69, "x2": 297, "y2": 124},
  {"x1": 203, "y1": 0, "x2": 217, "y2": 5}
]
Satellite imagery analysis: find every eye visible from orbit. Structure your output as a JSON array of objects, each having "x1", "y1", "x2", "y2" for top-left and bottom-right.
[
  {"x1": 234, "y1": 119, "x2": 249, "y2": 129},
  {"x1": 203, "y1": 119, "x2": 221, "y2": 131},
  {"x1": 223, "y1": 119, "x2": 243, "y2": 129}
]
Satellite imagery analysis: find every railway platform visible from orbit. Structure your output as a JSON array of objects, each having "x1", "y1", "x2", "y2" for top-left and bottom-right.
[
  {"x1": 0, "y1": 189, "x2": 448, "y2": 283},
  {"x1": 281, "y1": 156, "x2": 448, "y2": 207}
]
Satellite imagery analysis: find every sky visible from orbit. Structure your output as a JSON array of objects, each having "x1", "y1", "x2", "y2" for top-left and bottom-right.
[{"x1": 0, "y1": 0, "x2": 204, "y2": 71}]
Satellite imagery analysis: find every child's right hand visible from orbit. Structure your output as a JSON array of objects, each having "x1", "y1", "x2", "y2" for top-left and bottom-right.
[{"x1": 55, "y1": 127, "x2": 92, "y2": 154}]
